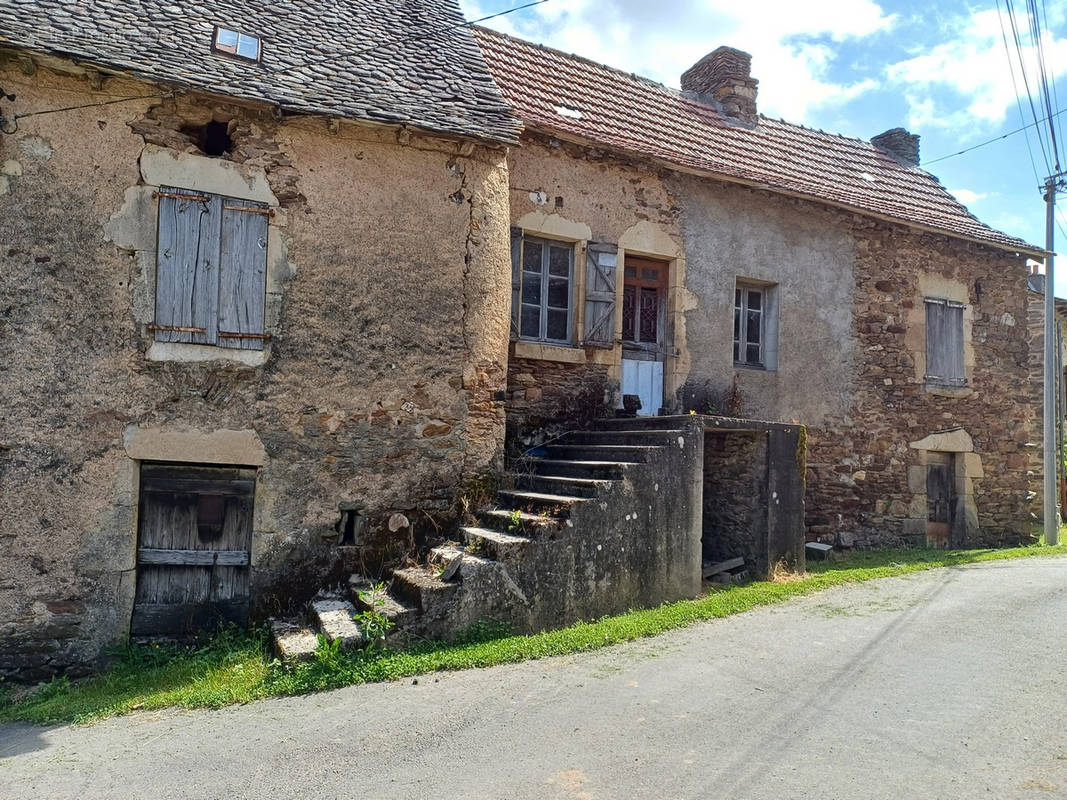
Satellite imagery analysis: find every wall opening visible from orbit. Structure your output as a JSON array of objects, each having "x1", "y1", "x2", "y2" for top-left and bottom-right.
[{"x1": 180, "y1": 120, "x2": 234, "y2": 157}]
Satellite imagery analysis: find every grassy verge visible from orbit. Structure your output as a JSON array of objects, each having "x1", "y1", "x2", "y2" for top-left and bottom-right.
[{"x1": 3, "y1": 544, "x2": 1065, "y2": 725}]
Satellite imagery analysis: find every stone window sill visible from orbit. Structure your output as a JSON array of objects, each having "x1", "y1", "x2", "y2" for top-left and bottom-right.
[
  {"x1": 923, "y1": 382, "x2": 973, "y2": 398},
  {"x1": 147, "y1": 340, "x2": 269, "y2": 367},
  {"x1": 513, "y1": 340, "x2": 587, "y2": 364}
]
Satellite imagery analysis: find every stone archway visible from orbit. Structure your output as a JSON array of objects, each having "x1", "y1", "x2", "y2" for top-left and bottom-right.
[{"x1": 907, "y1": 428, "x2": 983, "y2": 548}]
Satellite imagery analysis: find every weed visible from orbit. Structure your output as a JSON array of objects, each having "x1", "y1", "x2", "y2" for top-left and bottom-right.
[
  {"x1": 507, "y1": 508, "x2": 523, "y2": 532},
  {"x1": 465, "y1": 537, "x2": 486, "y2": 555},
  {"x1": 4, "y1": 545, "x2": 1065, "y2": 725},
  {"x1": 355, "y1": 583, "x2": 395, "y2": 648}
]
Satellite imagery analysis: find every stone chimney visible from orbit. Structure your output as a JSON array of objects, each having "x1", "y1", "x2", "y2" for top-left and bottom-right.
[
  {"x1": 871, "y1": 127, "x2": 920, "y2": 166},
  {"x1": 681, "y1": 46, "x2": 758, "y2": 126}
]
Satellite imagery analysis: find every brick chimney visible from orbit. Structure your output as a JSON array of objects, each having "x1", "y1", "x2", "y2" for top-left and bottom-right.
[
  {"x1": 681, "y1": 46, "x2": 758, "y2": 126},
  {"x1": 871, "y1": 127, "x2": 920, "y2": 166}
]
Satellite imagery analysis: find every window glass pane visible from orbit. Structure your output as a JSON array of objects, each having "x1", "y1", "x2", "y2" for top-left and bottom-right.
[
  {"x1": 746, "y1": 309, "x2": 761, "y2": 344},
  {"x1": 735, "y1": 288, "x2": 742, "y2": 307},
  {"x1": 747, "y1": 343, "x2": 761, "y2": 364},
  {"x1": 625, "y1": 266, "x2": 638, "y2": 279},
  {"x1": 747, "y1": 290, "x2": 762, "y2": 310},
  {"x1": 547, "y1": 277, "x2": 569, "y2": 309},
  {"x1": 622, "y1": 285, "x2": 636, "y2": 341},
  {"x1": 548, "y1": 246, "x2": 570, "y2": 277},
  {"x1": 639, "y1": 287, "x2": 658, "y2": 343},
  {"x1": 733, "y1": 341, "x2": 740, "y2": 361},
  {"x1": 733, "y1": 306, "x2": 741, "y2": 341},
  {"x1": 521, "y1": 272, "x2": 542, "y2": 304},
  {"x1": 520, "y1": 305, "x2": 541, "y2": 338},
  {"x1": 216, "y1": 28, "x2": 239, "y2": 48},
  {"x1": 546, "y1": 309, "x2": 568, "y2": 341},
  {"x1": 522, "y1": 241, "x2": 543, "y2": 273},
  {"x1": 236, "y1": 34, "x2": 260, "y2": 59}
]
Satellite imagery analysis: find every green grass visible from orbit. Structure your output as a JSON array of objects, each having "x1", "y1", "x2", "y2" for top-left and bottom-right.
[{"x1": 3, "y1": 543, "x2": 1065, "y2": 726}]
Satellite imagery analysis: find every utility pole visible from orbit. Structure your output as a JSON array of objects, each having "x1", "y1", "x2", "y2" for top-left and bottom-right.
[{"x1": 1043, "y1": 175, "x2": 1063, "y2": 545}]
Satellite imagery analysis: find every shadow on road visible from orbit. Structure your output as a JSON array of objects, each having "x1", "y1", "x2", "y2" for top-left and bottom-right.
[{"x1": 0, "y1": 722, "x2": 56, "y2": 761}]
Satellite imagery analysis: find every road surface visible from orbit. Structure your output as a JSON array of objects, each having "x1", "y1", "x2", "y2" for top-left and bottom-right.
[{"x1": 2, "y1": 556, "x2": 1066, "y2": 799}]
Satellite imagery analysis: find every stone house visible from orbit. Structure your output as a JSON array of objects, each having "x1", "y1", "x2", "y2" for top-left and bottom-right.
[
  {"x1": 473, "y1": 27, "x2": 1045, "y2": 550},
  {"x1": 0, "y1": 0, "x2": 520, "y2": 679}
]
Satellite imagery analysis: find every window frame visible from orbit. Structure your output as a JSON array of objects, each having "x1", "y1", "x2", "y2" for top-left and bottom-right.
[
  {"x1": 517, "y1": 235, "x2": 576, "y2": 345},
  {"x1": 733, "y1": 282, "x2": 766, "y2": 368},
  {"x1": 212, "y1": 25, "x2": 262, "y2": 63},
  {"x1": 924, "y1": 296, "x2": 967, "y2": 386}
]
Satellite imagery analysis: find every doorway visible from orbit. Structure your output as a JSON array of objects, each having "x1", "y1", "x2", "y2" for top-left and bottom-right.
[
  {"x1": 131, "y1": 463, "x2": 255, "y2": 636},
  {"x1": 926, "y1": 452, "x2": 956, "y2": 548},
  {"x1": 620, "y1": 256, "x2": 668, "y2": 416}
]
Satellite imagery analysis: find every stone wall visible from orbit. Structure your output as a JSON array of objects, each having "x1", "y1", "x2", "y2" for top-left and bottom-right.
[
  {"x1": 703, "y1": 432, "x2": 767, "y2": 567},
  {"x1": 0, "y1": 59, "x2": 512, "y2": 679}
]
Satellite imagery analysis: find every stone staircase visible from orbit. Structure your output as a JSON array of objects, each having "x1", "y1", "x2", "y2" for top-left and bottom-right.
[{"x1": 272, "y1": 418, "x2": 705, "y2": 660}]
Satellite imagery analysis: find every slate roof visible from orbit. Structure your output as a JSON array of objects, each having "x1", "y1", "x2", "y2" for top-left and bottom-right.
[
  {"x1": 474, "y1": 27, "x2": 1041, "y2": 255},
  {"x1": 0, "y1": 0, "x2": 522, "y2": 144}
]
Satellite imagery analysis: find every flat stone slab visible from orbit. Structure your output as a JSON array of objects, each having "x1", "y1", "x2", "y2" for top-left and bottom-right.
[
  {"x1": 805, "y1": 542, "x2": 835, "y2": 561},
  {"x1": 310, "y1": 599, "x2": 364, "y2": 649},
  {"x1": 270, "y1": 619, "x2": 319, "y2": 662}
]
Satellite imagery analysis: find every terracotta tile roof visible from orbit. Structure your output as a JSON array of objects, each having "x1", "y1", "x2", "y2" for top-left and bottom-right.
[
  {"x1": 0, "y1": 1, "x2": 521, "y2": 144},
  {"x1": 474, "y1": 27, "x2": 1041, "y2": 255}
]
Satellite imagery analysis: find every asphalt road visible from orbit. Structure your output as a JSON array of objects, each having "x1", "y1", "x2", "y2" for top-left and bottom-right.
[{"x1": 2, "y1": 556, "x2": 1066, "y2": 800}]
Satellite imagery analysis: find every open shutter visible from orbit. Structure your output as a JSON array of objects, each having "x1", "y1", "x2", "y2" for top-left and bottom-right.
[
  {"x1": 583, "y1": 242, "x2": 618, "y2": 348},
  {"x1": 218, "y1": 199, "x2": 269, "y2": 350},
  {"x1": 509, "y1": 226, "x2": 522, "y2": 339},
  {"x1": 925, "y1": 299, "x2": 965, "y2": 384},
  {"x1": 154, "y1": 187, "x2": 222, "y2": 345}
]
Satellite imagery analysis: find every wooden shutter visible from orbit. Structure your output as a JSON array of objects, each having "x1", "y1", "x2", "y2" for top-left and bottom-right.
[
  {"x1": 583, "y1": 242, "x2": 618, "y2": 348},
  {"x1": 219, "y1": 199, "x2": 269, "y2": 350},
  {"x1": 510, "y1": 226, "x2": 522, "y2": 339},
  {"x1": 155, "y1": 187, "x2": 222, "y2": 345},
  {"x1": 925, "y1": 298, "x2": 965, "y2": 384}
]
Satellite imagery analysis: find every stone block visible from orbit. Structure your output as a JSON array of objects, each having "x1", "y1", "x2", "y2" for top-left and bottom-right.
[
  {"x1": 805, "y1": 542, "x2": 834, "y2": 561},
  {"x1": 963, "y1": 452, "x2": 984, "y2": 478},
  {"x1": 310, "y1": 599, "x2": 363, "y2": 649},
  {"x1": 909, "y1": 428, "x2": 973, "y2": 453},
  {"x1": 902, "y1": 517, "x2": 927, "y2": 537},
  {"x1": 907, "y1": 465, "x2": 926, "y2": 493}
]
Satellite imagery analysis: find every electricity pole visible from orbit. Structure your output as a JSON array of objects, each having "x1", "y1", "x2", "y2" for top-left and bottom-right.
[{"x1": 1043, "y1": 174, "x2": 1065, "y2": 545}]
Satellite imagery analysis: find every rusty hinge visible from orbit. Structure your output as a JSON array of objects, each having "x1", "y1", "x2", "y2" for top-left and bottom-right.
[
  {"x1": 153, "y1": 190, "x2": 210, "y2": 203},
  {"x1": 148, "y1": 323, "x2": 208, "y2": 334},
  {"x1": 218, "y1": 330, "x2": 271, "y2": 340},
  {"x1": 223, "y1": 204, "x2": 274, "y2": 217}
]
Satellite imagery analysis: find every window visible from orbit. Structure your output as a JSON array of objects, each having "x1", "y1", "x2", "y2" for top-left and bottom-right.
[
  {"x1": 925, "y1": 297, "x2": 966, "y2": 385},
  {"x1": 152, "y1": 186, "x2": 269, "y2": 350},
  {"x1": 734, "y1": 283, "x2": 765, "y2": 366},
  {"x1": 212, "y1": 26, "x2": 261, "y2": 62},
  {"x1": 515, "y1": 235, "x2": 574, "y2": 344}
]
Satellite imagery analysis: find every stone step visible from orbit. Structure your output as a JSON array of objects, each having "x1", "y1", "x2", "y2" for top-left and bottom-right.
[
  {"x1": 460, "y1": 525, "x2": 532, "y2": 560},
  {"x1": 543, "y1": 443, "x2": 657, "y2": 462},
  {"x1": 496, "y1": 488, "x2": 589, "y2": 511},
  {"x1": 309, "y1": 598, "x2": 364, "y2": 649},
  {"x1": 511, "y1": 474, "x2": 613, "y2": 499},
  {"x1": 526, "y1": 458, "x2": 630, "y2": 480},
  {"x1": 391, "y1": 564, "x2": 462, "y2": 609},
  {"x1": 477, "y1": 508, "x2": 568, "y2": 536},
  {"x1": 270, "y1": 619, "x2": 320, "y2": 663},
  {"x1": 350, "y1": 576, "x2": 420, "y2": 628},
  {"x1": 561, "y1": 429, "x2": 688, "y2": 446},
  {"x1": 594, "y1": 415, "x2": 700, "y2": 430}
]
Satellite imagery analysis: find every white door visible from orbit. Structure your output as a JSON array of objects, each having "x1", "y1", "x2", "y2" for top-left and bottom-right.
[{"x1": 621, "y1": 358, "x2": 663, "y2": 416}]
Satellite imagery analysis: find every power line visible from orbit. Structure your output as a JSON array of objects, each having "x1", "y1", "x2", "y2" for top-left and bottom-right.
[
  {"x1": 1027, "y1": 0, "x2": 1061, "y2": 168},
  {"x1": 0, "y1": 93, "x2": 166, "y2": 134},
  {"x1": 998, "y1": 0, "x2": 1043, "y2": 184},
  {"x1": 1005, "y1": 0, "x2": 1053, "y2": 172},
  {"x1": 921, "y1": 104, "x2": 1067, "y2": 167}
]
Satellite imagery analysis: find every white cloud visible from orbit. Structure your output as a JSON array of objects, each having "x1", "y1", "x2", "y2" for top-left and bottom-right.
[
  {"x1": 948, "y1": 188, "x2": 989, "y2": 205},
  {"x1": 887, "y1": 8, "x2": 1067, "y2": 133},
  {"x1": 461, "y1": 0, "x2": 895, "y2": 121}
]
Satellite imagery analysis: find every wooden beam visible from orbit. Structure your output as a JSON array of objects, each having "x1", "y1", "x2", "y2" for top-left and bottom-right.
[
  {"x1": 138, "y1": 548, "x2": 249, "y2": 566},
  {"x1": 140, "y1": 477, "x2": 255, "y2": 497}
]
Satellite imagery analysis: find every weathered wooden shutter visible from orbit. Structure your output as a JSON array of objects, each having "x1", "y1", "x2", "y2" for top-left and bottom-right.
[
  {"x1": 218, "y1": 199, "x2": 269, "y2": 350},
  {"x1": 925, "y1": 298, "x2": 965, "y2": 384},
  {"x1": 510, "y1": 226, "x2": 522, "y2": 339},
  {"x1": 155, "y1": 187, "x2": 222, "y2": 345},
  {"x1": 583, "y1": 242, "x2": 618, "y2": 348}
]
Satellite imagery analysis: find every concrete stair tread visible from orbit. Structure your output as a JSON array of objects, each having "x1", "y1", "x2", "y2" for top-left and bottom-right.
[
  {"x1": 565, "y1": 429, "x2": 687, "y2": 439},
  {"x1": 461, "y1": 525, "x2": 532, "y2": 545},
  {"x1": 481, "y1": 508, "x2": 566, "y2": 527},
  {"x1": 270, "y1": 619, "x2": 320, "y2": 662},
  {"x1": 309, "y1": 598, "x2": 363, "y2": 648},
  {"x1": 527, "y1": 459, "x2": 634, "y2": 468},
  {"x1": 352, "y1": 584, "x2": 419, "y2": 622},
  {"x1": 547, "y1": 444, "x2": 660, "y2": 451},
  {"x1": 497, "y1": 489, "x2": 589, "y2": 506}
]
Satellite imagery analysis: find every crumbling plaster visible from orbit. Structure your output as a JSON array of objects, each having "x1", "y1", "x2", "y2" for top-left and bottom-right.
[{"x1": 0, "y1": 60, "x2": 513, "y2": 678}]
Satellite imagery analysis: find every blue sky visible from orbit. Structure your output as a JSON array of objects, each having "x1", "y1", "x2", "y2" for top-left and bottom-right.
[{"x1": 462, "y1": 0, "x2": 1067, "y2": 293}]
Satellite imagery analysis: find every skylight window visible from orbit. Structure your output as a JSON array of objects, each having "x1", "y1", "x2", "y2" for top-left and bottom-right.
[{"x1": 213, "y1": 25, "x2": 261, "y2": 62}]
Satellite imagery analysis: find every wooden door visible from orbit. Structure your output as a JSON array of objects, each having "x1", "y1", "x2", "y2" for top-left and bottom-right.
[
  {"x1": 131, "y1": 463, "x2": 254, "y2": 637},
  {"x1": 926, "y1": 455, "x2": 954, "y2": 549},
  {"x1": 621, "y1": 257, "x2": 668, "y2": 415}
]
